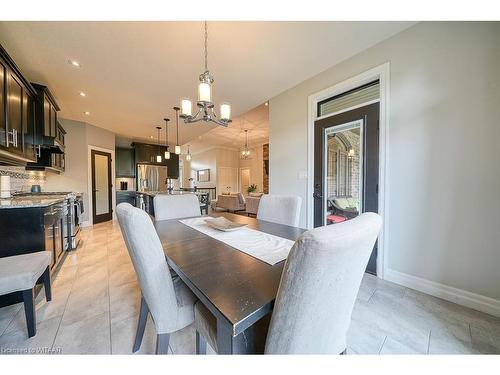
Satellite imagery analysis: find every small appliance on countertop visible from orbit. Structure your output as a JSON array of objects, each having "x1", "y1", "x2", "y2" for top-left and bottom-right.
[
  {"x1": 30, "y1": 184, "x2": 42, "y2": 193},
  {"x1": 0, "y1": 175, "x2": 11, "y2": 198}
]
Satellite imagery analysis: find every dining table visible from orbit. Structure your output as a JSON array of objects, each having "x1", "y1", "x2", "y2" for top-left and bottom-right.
[{"x1": 153, "y1": 212, "x2": 305, "y2": 354}]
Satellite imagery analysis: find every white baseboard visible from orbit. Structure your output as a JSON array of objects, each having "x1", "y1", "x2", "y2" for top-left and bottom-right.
[
  {"x1": 385, "y1": 268, "x2": 500, "y2": 318},
  {"x1": 81, "y1": 220, "x2": 91, "y2": 228}
]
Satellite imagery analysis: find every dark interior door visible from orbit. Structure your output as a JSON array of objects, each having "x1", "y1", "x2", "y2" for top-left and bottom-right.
[
  {"x1": 313, "y1": 102, "x2": 379, "y2": 274},
  {"x1": 91, "y1": 150, "x2": 113, "y2": 224}
]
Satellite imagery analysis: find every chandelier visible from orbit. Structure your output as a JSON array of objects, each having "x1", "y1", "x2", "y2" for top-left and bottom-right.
[
  {"x1": 241, "y1": 130, "x2": 251, "y2": 159},
  {"x1": 179, "y1": 21, "x2": 231, "y2": 127}
]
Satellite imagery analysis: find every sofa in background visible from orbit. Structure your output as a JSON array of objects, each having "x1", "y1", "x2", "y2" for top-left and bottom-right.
[
  {"x1": 213, "y1": 192, "x2": 246, "y2": 213},
  {"x1": 245, "y1": 192, "x2": 263, "y2": 216}
]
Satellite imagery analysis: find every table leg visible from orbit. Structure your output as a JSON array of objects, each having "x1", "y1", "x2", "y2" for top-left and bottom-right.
[{"x1": 216, "y1": 318, "x2": 256, "y2": 354}]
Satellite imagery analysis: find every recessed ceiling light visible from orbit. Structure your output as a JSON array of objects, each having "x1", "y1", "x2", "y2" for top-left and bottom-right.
[
  {"x1": 150, "y1": 135, "x2": 154, "y2": 139},
  {"x1": 84, "y1": 111, "x2": 90, "y2": 116},
  {"x1": 79, "y1": 92, "x2": 86, "y2": 97},
  {"x1": 264, "y1": 101, "x2": 269, "y2": 106},
  {"x1": 68, "y1": 60, "x2": 81, "y2": 68}
]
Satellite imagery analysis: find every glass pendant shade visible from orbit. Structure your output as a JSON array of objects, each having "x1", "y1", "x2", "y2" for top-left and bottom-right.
[
  {"x1": 175, "y1": 145, "x2": 181, "y2": 155},
  {"x1": 164, "y1": 150, "x2": 170, "y2": 160},
  {"x1": 186, "y1": 153, "x2": 191, "y2": 161},
  {"x1": 220, "y1": 103, "x2": 231, "y2": 120},
  {"x1": 156, "y1": 155, "x2": 162, "y2": 163},
  {"x1": 181, "y1": 99, "x2": 192, "y2": 116},
  {"x1": 198, "y1": 82, "x2": 211, "y2": 102}
]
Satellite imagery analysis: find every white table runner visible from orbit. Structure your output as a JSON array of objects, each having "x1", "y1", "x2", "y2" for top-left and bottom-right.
[{"x1": 179, "y1": 217, "x2": 295, "y2": 265}]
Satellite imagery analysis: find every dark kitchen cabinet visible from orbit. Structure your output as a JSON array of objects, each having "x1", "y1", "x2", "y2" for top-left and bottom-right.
[
  {"x1": 26, "y1": 121, "x2": 66, "y2": 173},
  {"x1": 0, "y1": 58, "x2": 7, "y2": 149},
  {"x1": 7, "y1": 73, "x2": 23, "y2": 154},
  {"x1": 0, "y1": 44, "x2": 38, "y2": 164},
  {"x1": 116, "y1": 147, "x2": 135, "y2": 177},
  {"x1": 23, "y1": 89, "x2": 36, "y2": 161},
  {"x1": 134, "y1": 143, "x2": 161, "y2": 164},
  {"x1": 132, "y1": 142, "x2": 179, "y2": 178},
  {"x1": 32, "y1": 83, "x2": 61, "y2": 144}
]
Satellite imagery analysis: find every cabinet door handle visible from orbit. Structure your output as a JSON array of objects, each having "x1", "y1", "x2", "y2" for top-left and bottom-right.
[{"x1": 7, "y1": 129, "x2": 17, "y2": 147}]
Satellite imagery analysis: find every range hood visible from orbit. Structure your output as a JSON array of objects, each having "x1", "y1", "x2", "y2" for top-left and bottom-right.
[{"x1": 41, "y1": 137, "x2": 65, "y2": 154}]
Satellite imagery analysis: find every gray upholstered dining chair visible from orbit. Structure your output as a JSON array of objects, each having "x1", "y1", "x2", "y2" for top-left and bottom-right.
[
  {"x1": 116, "y1": 203, "x2": 197, "y2": 354},
  {"x1": 153, "y1": 194, "x2": 201, "y2": 221},
  {"x1": 194, "y1": 212, "x2": 382, "y2": 354},
  {"x1": 256, "y1": 194, "x2": 302, "y2": 227}
]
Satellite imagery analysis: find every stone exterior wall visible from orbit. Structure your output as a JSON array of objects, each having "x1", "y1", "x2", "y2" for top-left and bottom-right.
[{"x1": 263, "y1": 143, "x2": 269, "y2": 194}]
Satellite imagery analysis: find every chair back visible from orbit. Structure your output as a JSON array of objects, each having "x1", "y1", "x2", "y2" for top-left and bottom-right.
[
  {"x1": 153, "y1": 194, "x2": 201, "y2": 221},
  {"x1": 265, "y1": 213, "x2": 382, "y2": 354},
  {"x1": 257, "y1": 194, "x2": 302, "y2": 227},
  {"x1": 116, "y1": 203, "x2": 180, "y2": 334}
]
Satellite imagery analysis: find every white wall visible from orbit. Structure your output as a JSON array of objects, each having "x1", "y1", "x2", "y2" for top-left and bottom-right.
[
  {"x1": 239, "y1": 145, "x2": 264, "y2": 194},
  {"x1": 269, "y1": 22, "x2": 500, "y2": 306},
  {"x1": 45, "y1": 119, "x2": 115, "y2": 224},
  {"x1": 189, "y1": 148, "x2": 217, "y2": 189},
  {"x1": 187, "y1": 146, "x2": 265, "y2": 196}
]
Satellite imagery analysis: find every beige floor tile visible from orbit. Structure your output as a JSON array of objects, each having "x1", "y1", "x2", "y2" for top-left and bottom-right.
[
  {"x1": 379, "y1": 336, "x2": 422, "y2": 354},
  {"x1": 0, "y1": 303, "x2": 22, "y2": 336},
  {"x1": 347, "y1": 317, "x2": 386, "y2": 354},
  {"x1": 0, "y1": 315, "x2": 62, "y2": 354},
  {"x1": 109, "y1": 262, "x2": 137, "y2": 287},
  {"x1": 4, "y1": 286, "x2": 71, "y2": 335},
  {"x1": 111, "y1": 314, "x2": 158, "y2": 354},
  {"x1": 109, "y1": 281, "x2": 140, "y2": 324},
  {"x1": 53, "y1": 312, "x2": 111, "y2": 354}
]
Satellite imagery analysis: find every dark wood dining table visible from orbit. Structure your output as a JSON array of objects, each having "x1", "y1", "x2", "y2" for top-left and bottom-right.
[{"x1": 153, "y1": 212, "x2": 306, "y2": 354}]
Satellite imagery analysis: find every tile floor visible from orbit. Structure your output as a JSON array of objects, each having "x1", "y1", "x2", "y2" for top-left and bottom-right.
[{"x1": 1, "y1": 220, "x2": 499, "y2": 355}]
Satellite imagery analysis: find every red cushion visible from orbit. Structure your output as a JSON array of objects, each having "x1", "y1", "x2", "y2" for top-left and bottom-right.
[{"x1": 327, "y1": 215, "x2": 346, "y2": 224}]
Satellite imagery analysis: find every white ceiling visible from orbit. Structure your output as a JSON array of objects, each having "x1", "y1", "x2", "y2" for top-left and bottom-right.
[
  {"x1": 0, "y1": 21, "x2": 415, "y2": 145},
  {"x1": 188, "y1": 103, "x2": 269, "y2": 154}
]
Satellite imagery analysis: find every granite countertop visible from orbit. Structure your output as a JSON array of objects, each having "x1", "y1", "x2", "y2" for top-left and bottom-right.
[{"x1": 0, "y1": 195, "x2": 66, "y2": 209}]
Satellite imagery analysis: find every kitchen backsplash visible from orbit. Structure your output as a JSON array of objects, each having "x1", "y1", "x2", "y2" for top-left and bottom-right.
[{"x1": 0, "y1": 166, "x2": 46, "y2": 193}]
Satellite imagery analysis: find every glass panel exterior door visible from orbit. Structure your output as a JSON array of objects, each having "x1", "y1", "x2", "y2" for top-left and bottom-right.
[{"x1": 324, "y1": 120, "x2": 363, "y2": 226}]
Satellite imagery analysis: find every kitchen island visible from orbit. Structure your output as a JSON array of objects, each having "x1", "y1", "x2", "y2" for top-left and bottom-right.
[
  {"x1": 0, "y1": 194, "x2": 69, "y2": 308},
  {"x1": 117, "y1": 190, "x2": 210, "y2": 216}
]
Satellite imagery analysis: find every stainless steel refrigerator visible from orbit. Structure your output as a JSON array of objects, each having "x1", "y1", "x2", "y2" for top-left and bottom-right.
[{"x1": 137, "y1": 164, "x2": 168, "y2": 192}]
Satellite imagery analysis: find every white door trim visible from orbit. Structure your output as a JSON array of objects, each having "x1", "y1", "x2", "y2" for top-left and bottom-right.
[
  {"x1": 87, "y1": 145, "x2": 116, "y2": 226},
  {"x1": 307, "y1": 62, "x2": 390, "y2": 279},
  {"x1": 239, "y1": 167, "x2": 251, "y2": 195}
]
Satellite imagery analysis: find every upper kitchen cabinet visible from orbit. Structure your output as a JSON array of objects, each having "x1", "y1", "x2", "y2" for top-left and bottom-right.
[
  {"x1": 0, "y1": 44, "x2": 38, "y2": 165},
  {"x1": 132, "y1": 142, "x2": 179, "y2": 178},
  {"x1": 31, "y1": 83, "x2": 63, "y2": 153},
  {"x1": 116, "y1": 147, "x2": 135, "y2": 177},
  {"x1": 26, "y1": 121, "x2": 66, "y2": 173}
]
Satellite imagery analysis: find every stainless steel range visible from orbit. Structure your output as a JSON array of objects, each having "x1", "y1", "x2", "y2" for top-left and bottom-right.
[{"x1": 68, "y1": 193, "x2": 83, "y2": 250}]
